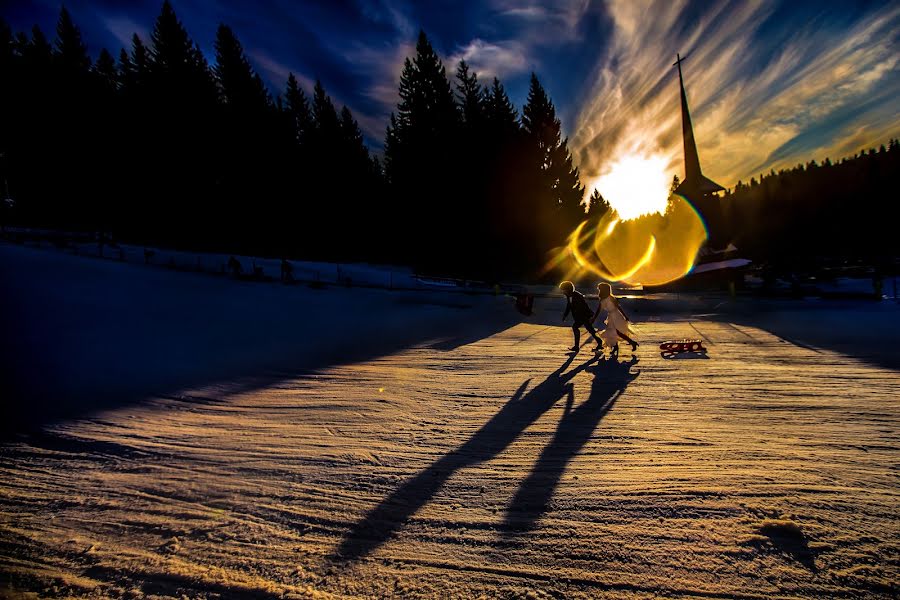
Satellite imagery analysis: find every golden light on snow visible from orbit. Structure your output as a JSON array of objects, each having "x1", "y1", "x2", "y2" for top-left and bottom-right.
[
  {"x1": 591, "y1": 153, "x2": 671, "y2": 220},
  {"x1": 564, "y1": 194, "x2": 707, "y2": 286}
]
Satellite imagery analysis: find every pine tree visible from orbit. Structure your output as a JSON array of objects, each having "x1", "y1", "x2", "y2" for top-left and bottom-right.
[
  {"x1": 54, "y1": 7, "x2": 90, "y2": 72},
  {"x1": 455, "y1": 60, "x2": 485, "y2": 129},
  {"x1": 283, "y1": 73, "x2": 313, "y2": 145},
  {"x1": 93, "y1": 48, "x2": 118, "y2": 91},
  {"x1": 312, "y1": 80, "x2": 341, "y2": 138},
  {"x1": 385, "y1": 31, "x2": 460, "y2": 269},
  {"x1": 397, "y1": 33, "x2": 457, "y2": 134},
  {"x1": 117, "y1": 48, "x2": 133, "y2": 88},
  {"x1": 131, "y1": 34, "x2": 149, "y2": 81},
  {"x1": 142, "y1": 0, "x2": 218, "y2": 247},
  {"x1": 148, "y1": 1, "x2": 215, "y2": 105},
  {"x1": 586, "y1": 189, "x2": 609, "y2": 219},
  {"x1": 213, "y1": 24, "x2": 270, "y2": 112},
  {"x1": 339, "y1": 105, "x2": 370, "y2": 170},
  {"x1": 485, "y1": 77, "x2": 518, "y2": 141},
  {"x1": 23, "y1": 26, "x2": 52, "y2": 66},
  {"x1": 383, "y1": 112, "x2": 400, "y2": 184},
  {"x1": 521, "y1": 72, "x2": 584, "y2": 247},
  {"x1": 670, "y1": 174, "x2": 681, "y2": 195}
]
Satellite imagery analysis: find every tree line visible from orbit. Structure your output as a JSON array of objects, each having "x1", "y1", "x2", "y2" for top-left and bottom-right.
[
  {"x1": 717, "y1": 140, "x2": 900, "y2": 273},
  {"x1": 0, "y1": 3, "x2": 600, "y2": 279}
]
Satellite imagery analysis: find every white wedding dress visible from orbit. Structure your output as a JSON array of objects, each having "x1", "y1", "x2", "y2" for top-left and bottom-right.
[{"x1": 598, "y1": 296, "x2": 635, "y2": 349}]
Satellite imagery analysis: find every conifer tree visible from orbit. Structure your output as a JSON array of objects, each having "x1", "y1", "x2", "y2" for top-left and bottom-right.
[
  {"x1": 485, "y1": 77, "x2": 518, "y2": 141},
  {"x1": 214, "y1": 25, "x2": 270, "y2": 112},
  {"x1": 521, "y1": 73, "x2": 584, "y2": 248},
  {"x1": 383, "y1": 112, "x2": 400, "y2": 184},
  {"x1": 586, "y1": 189, "x2": 609, "y2": 219},
  {"x1": 149, "y1": 1, "x2": 215, "y2": 104},
  {"x1": 93, "y1": 48, "x2": 118, "y2": 91},
  {"x1": 312, "y1": 80, "x2": 341, "y2": 139},
  {"x1": 130, "y1": 34, "x2": 149, "y2": 82},
  {"x1": 339, "y1": 106, "x2": 370, "y2": 169},
  {"x1": 55, "y1": 7, "x2": 90, "y2": 72},
  {"x1": 455, "y1": 60, "x2": 485, "y2": 129},
  {"x1": 283, "y1": 73, "x2": 313, "y2": 145},
  {"x1": 117, "y1": 48, "x2": 133, "y2": 87},
  {"x1": 396, "y1": 33, "x2": 458, "y2": 139},
  {"x1": 385, "y1": 31, "x2": 460, "y2": 270},
  {"x1": 22, "y1": 26, "x2": 52, "y2": 67},
  {"x1": 142, "y1": 1, "x2": 218, "y2": 246}
]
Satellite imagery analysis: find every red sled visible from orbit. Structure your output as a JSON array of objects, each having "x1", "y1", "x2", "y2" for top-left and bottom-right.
[{"x1": 659, "y1": 339, "x2": 705, "y2": 353}]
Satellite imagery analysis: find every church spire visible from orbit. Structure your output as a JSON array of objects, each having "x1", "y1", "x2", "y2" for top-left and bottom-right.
[{"x1": 673, "y1": 53, "x2": 724, "y2": 197}]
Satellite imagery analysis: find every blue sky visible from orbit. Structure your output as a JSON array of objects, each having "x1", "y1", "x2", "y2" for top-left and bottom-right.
[{"x1": 5, "y1": 0, "x2": 899, "y2": 190}]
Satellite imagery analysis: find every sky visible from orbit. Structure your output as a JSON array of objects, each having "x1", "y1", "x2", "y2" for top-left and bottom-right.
[{"x1": 5, "y1": 0, "x2": 900, "y2": 195}]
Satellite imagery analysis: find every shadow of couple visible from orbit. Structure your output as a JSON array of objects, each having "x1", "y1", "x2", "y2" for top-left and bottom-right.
[{"x1": 332, "y1": 352, "x2": 640, "y2": 562}]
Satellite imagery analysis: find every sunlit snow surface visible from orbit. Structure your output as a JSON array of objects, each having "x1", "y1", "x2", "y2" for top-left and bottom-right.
[{"x1": 1, "y1": 244, "x2": 899, "y2": 598}]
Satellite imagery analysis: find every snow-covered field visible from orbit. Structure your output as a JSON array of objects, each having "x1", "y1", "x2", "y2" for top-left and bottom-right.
[{"x1": 1, "y1": 244, "x2": 898, "y2": 599}]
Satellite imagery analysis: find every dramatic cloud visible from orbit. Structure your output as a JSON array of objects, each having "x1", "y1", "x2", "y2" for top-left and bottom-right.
[
  {"x1": 571, "y1": 0, "x2": 900, "y2": 192},
  {"x1": 448, "y1": 39, "x2": 529, "y2": 81},
  {"x1": 7, "y1": 0, "x2": 899, "y2": 173}
]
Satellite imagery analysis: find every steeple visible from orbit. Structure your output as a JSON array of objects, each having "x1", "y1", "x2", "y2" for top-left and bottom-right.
[{"x1": 673, "y1": 53, "x2": 724, "y2": 197}]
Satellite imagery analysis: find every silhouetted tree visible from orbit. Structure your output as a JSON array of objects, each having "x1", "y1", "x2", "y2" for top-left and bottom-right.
[
  {"x1": 386, "y1": 31, "x2": 461, "y2": 270},
  {"x1": 455, "y1": 60, "x2": 485, "y2": 130},
  {"x1": 93, "y1": 48, "x2": 117, "y2": 91},
  {"x1": 283, "y1": 72, "x2": 313, "y2": 145},
  {"x1": 140, "y1": 1, "x2": 219, "y2": 246},
  {"x1": 522, "y1": 73, "x2": 585, "y2": 263},
  {"x1": 586, "y1": 189, "x2": 609, "y2": 219},
  {"x1": 54, "y1": 7, "x2": 90, "y2": 72},
  {"x1": 214, "y1": 24, "x2": 270, "y2": 112},
  {"x1": 485, "y1": 77, "x2": 518, "y2": 141}
]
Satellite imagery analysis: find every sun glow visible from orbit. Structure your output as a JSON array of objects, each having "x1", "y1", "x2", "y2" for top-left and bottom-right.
[{"x1": 591, "y1": 153, "x2": 671, "y2": 220}]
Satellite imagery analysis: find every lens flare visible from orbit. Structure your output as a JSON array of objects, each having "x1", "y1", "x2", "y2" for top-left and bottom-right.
[{"x1": 564, "y1": 194, "x2": 708, "y2": 286}]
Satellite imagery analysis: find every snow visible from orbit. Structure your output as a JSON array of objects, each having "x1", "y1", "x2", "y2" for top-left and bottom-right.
[{"x1": 1, "y1": 243, "x2": 899, "y2": 598}]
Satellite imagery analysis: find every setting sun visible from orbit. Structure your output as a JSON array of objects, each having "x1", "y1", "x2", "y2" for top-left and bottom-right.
[{"x1": 591, "y1": 153, "x2": 671, "y2": 220}]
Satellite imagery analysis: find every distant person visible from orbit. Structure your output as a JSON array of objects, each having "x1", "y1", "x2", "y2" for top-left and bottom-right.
[
  {"x1": 593, "y1": 282, "x2": 639, "y2": 355},
  {"x1": 280, "y1": 258, "x2": 294, "y2": 283},
  {"x1": 227, "y1": 256, "x2": 242, "y2": 278},
  {"x1": 515, "y1": 292, "x2": 534, "y2": 316},
  {"x1": 559, "y1": 281, "x2": 603, "y2": 352}
]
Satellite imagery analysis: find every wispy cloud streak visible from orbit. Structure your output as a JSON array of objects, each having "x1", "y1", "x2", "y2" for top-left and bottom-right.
[
  {"x1": 571, "y1": 0, "x2": 900, "y2": 190},
  {"x1": 8, "y1": 0, "x2": 898, "y2": 165}
]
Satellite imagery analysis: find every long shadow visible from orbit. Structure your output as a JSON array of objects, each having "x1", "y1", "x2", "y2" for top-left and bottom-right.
[
  {"x1": 333, "y1": 353, "x2": 598, "y2": 562},
  {"x1": 501, "y1": 356, "x2": 639, "y2": 537},
  {"x1": 0, "y1": 244, "x2": 519, "y2": 435},
  {"x1": 710, "y1": 300, "x2": 900, "y2": 371}
]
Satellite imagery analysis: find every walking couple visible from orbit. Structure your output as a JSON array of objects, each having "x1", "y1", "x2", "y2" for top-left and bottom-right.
[{"x1": 559, "y1": 281, "x2": 638, "y2": 355}]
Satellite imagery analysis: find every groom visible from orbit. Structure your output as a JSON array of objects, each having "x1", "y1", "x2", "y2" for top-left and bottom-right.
[{"x1": 559, "y1": 281, "x2": 603, "y2": 352}]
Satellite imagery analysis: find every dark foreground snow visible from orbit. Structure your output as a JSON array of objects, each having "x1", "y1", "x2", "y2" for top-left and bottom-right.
[{"x1": 1, "y1": 244, "x2": 898, "y2": 598}]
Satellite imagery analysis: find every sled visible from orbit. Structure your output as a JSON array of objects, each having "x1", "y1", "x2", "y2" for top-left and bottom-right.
[{"x1": 659, "y1": 339, "x2": 705, "y2": 353}]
